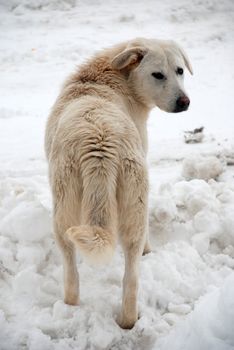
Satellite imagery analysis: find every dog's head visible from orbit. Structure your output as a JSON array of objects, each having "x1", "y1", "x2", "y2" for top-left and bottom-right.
[{"x1": 111, "y1": 38, "x2": 193, "y2": 113}]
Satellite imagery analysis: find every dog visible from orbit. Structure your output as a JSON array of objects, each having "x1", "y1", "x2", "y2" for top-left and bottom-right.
[{"x1": 45, "y1": 38, "x2": 192, "y2": 329}]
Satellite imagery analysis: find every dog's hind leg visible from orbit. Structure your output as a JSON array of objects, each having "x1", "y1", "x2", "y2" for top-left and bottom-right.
[
  {"x1": 54, "y1": 207, "x2": 79, "y2": 306},
  {"x1": 117, "y1": 158, "x2": 148, "y2": 329},
  {"x1": 51, "y1": 171, "x2": 82, "y2": 306},
  {"x1": 118, "y1": 237, "x2": 144, "y2": 329}
]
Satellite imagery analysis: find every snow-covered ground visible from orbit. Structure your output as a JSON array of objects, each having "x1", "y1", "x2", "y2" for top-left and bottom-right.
[{"x1": 0, "y1": 1, "x2": 234, "y2": 349}]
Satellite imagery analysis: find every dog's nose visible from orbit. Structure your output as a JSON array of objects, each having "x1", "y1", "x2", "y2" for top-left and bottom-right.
[{"x1": 175, "y1": 96, "x2": 190, "y2": 112}]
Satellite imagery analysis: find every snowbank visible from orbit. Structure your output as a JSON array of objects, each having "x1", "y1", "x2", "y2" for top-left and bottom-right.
[
  {"x1": 182, "y1": 155, "x2": 224, "y2": 180},
  {"x1": 0, "y1": 168, "x2": 234, "y2": 349},
  {"x1": 157, "y1": 273, "x2": 234, "y2": 350}
]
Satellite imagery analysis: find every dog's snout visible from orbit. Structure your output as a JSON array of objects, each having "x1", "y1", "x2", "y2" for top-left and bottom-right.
[{"x1": 174, "y1": 96, "x2": 190, "y2": 113}]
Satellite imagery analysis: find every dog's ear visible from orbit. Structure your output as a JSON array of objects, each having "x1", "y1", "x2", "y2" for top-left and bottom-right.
[
  {"x1": 176, "y1": 43, "x2": 193, "y2": 75},
  {"x1": 111, "y1": 47, "x2": 147, "y2": 71}
]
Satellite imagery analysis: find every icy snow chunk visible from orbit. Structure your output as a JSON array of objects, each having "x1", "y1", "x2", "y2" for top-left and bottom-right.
[
  {"x1": 13, "y1": 266, "x2": 42, "y2": 297},
  {"x1": 173, "y1": 179, "x2": 219, "y2": 217},
  {"x1": 0, "y1": 248, "x2": 15, "y2": 274},
  {"x1": 193, "y1": 210, "x2": 221, "y2": 235},
  {"x1": 217, "y1": 188, "x2": 234, "y2": 204},
  {"x1": 185, "y1": 182, "x2": 218, "y2": 215},
  {"x1": 170, "y1": 221, "x2": 194, "y2": 242},
  {"x1": 89, "y1": 315, "x2": 118, "y2": 350},
  {"x1": 152, "y1": 195, "x2": 177, "y2": 223},
  {"x1": 0, "y1": 260, "x2": 14, "y2": 277},
  {"x1": 221, "y1": 205, "x2": 234, "y2": 238},
  {"x1": 1, "y1": 200, "x2": 51, "y2": 242},
  {"x1": 0, "y1": 310, "x2": 14, "y2": 350},
  {"x1": 163, "y1": 312, "x2": 179, "y2": 326},
  {"x1": 186, "y1": 193, "x2": 215, "y2": 215},
  {"x1": 174, "y1": 179, "x2": 210, "y2": 204},
  {"x1": 16, "y1": 244, "x2": 46, "y2": 268},
  {"x1": 182, "y1": 155, "x2": 224, "y2": 181},
  {"x1": 0, "y1": 235, "x2": 16, "y2": 271},
  {"x1": 168, "y1": 303, "x2": 191, "y2": 315},
  {"x1": 91, "y1": 326, "x2": 116, "y2": 350},
  {"x1": 52, "y1": 300, "x2": 75, "y2": 320},
  {"x1": 192, "y1": 232, "x2": 210, "y2": 255},
  {"x1": 26, "y1": 329, "x2": 52, "y2": 350},
  {"x1": 220, "y1": 205, "x2": 234, "y2": 245}
]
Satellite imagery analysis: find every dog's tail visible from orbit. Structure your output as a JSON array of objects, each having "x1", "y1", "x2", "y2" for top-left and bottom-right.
[
  {"x1": 66, "y1": 224, "x2": 116, "y2": 265},
  {"x1": 66, "y1": 143, "x2": 118, "y2": 265}
]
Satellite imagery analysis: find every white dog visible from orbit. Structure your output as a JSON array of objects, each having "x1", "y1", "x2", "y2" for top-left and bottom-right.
[{"x1": 45, "y1": 38, "x2": 192, "y2": 329}]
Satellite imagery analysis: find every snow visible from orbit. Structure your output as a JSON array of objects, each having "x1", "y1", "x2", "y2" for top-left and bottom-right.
[
  {"x1": 157, "y1": 274, "x2": 234, "y2": 350},
  {"x1": 0, "y1": 0, "x2": 234, "y2": 349},
  {"x1": 182, "y1": 155, "x2": 224, "y2": 180}
]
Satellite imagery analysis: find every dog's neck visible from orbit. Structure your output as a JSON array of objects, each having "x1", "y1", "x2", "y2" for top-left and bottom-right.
[{"x1": 121, "y1": 94, "x2": 150, "y2": 154}]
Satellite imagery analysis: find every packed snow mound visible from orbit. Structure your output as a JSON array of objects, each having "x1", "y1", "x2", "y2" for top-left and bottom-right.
[
  {"x1": 0, "y1": 173, "x2": 234, "y2": 349},
  {"x1": 150, "y1": 178, "x2": 234, "y2": 252},
  {"x1": 182, "y1": 155, "x2": 224, "y2": 180},
  {"x1": 157, "y1": 273, "x2": 234, "y2": 350}
]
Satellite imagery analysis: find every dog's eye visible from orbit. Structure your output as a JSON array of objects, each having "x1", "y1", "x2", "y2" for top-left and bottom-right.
[
  {"x1": 177, "y1": 67, "x2": 184, "y2": 75},
  {"x1": 152, "y1": 72, "x2": 165, "y2": 80}
]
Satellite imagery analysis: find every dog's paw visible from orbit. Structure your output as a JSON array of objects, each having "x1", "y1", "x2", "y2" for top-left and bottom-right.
[
  {"x1": 116, "y1": 313, "x2": 138, "y2": 329},
  {"x1": 64, "y1": 293, "x2": 79, "y2": 306}
]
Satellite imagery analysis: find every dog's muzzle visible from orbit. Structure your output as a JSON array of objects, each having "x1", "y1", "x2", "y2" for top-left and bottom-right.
[{"x1": 174, "y1": 96, "x2": 190, "y2": 113}]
